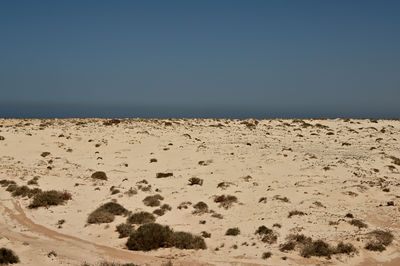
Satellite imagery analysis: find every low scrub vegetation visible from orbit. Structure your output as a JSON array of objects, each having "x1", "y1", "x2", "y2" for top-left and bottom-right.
[
  {"x1": 87, "y1": 202, "x2": 128, "y2": 224},
  {"x1": 126, "y1": 223, "x2": 206, "y2": 251},
  {"x1": 127, "y1": 211, "x2": 156, "y2": 224},
  {"x1": 143, "y1": 194, "x2": 164, "y2": 207},
  {"x1": 214, "y1": 195, "x2": 238, "y2": 209},
  {"x1": 0, "y1": 247, "x2": 20, "y2": 264},
  {"x1": 91, "y1": 171, "x2": 107, "y2": 180},
  {"x1": 29, "y1": 190, "x2": 72, "y2": 208},
  {"x1": 365, "y1": 230, "x2": 393, "y2": 252}
]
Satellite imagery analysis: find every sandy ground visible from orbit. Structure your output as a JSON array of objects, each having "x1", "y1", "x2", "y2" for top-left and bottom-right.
[{"x1": 0, "y1": 118, "x2": 399, "y2": 266}]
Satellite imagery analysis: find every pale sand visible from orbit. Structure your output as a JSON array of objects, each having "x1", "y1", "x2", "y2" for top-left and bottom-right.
[{"x1": 0, "y1": 118, "x2": 399, "y2": 265}]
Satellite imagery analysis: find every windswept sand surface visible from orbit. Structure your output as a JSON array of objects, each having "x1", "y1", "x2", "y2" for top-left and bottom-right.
[{"x1": 0, "y1": 118, "x2": 399, "y2": 266}]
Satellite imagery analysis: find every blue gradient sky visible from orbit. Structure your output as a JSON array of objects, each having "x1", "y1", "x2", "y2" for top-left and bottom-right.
[{"x1": 1, "y1": 1, "x2": 399, "y2": 118}]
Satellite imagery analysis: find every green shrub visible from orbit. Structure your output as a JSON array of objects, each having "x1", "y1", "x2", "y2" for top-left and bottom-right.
[
  {"x1": 28, "y1": 190, "x2": 72, "y2": 208},
  {"x1": 127, "y1": 211, "x2": 156, "y2": 224},
  {"x1": 0, "y1": 248, "x2": 20, "y2": 264}
]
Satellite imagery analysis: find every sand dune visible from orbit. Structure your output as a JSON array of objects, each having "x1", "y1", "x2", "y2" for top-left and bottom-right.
[{"x1": 0, "y1": 118, "x2": 399, "y2": 265}]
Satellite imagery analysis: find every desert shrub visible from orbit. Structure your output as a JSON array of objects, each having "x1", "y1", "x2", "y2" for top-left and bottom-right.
[
  {"x1": 161, "y1": 204, "x2": 172, "y2": 211},
  {"x1": 96, "y1": 202, "x2": 128, "y2": 216},
  {"x1": 193, "y1": 201, "x2": 208, "y2": 214},
  {"x1": 127, "y1": 211, "x2": 156, "y2": 224},
  {"x1": 288, "y1": 210, "x2": 306, "y2": 218},
  {"x1": 87, "y1": 210, "x2": 115, "y2": 224},
  {"x1": 262, "y1": 252, "x2": 272, "y2": 259},
  {"x1": 156, "y1": 173, "x2": 173, "y2": 178},
  {"x1": 188, "y1": 177, "x2": 203, "y2": 186},
  {"x1": 116, "y1": 223, "x2": 134, "y2": 238},
  {"x1": 345, "y1": 213, "x2": 354, "y2": 218},
  {"x1": 0, "y1": 180, "x2": 16, "y2": 187},
  {"x1": 255, "y1": 226, "x2": 278, "y2": 244},
  {"x1": 126, "y1": 223, "x2": 173, "y2": 251},
  {"x1": 27, "y1": 177, "x2": 39, "y2": 185},
  {"x1": 201, "y1": 231, "x2": 211, "y2": 238},
  {"x1": 300, "y1": 240, "x2": 333, "y2": 258},
  {"x1": 98, "y1": 262, "x2": 138, "y2": 266},
  {"x1": 365, "y1": 230, "x2": 393, "y2": 251},
  {"x1": 279, "y1": 241, "x2": 296, "y2": 252},
  {"x1": 390, "y1": 156, "x2": 400, "y2": 166},
  {"x1": 143, "y1": 194, "x2": 164, "y2": 207},
  {"x1": 41, "y1": 152, "x2": 51, "y2": 157},
  {"x1": 225, "y1": 227, "x2": 240, "y2": 236},
  {"x1": 153, "y1": 208, "x2": 166, "y2": 216},
  {"x1": 335, "y1": 242, "x2": 357, "y2": 254},
  {"x1": 150, "y1": 158, "x2": 157, "y2": 163},
  {"x1": 0, "y1": 248, "x2": 20, "y2": 264},
  {"x1": 11, "y1": 185, "x2": 28, "y2": 197},
  {"x1": 103, "y1": 119, "x2": 121, "y2": 126},
  {"x1": 5, "y1": 184, "x2": 17, "y2": 192},
  {"x1": 170, "y1": 231, "x2": 206, "y2": 250},
  {"x1": 91, "y1": 171, "x2": 107, "y2": 180},
  {"x1": 214, "y1": 195, "x2": 238, "y2": 209},
  {"x1": 348, "y1": 219, "x2": 367, "y2": 229},
  {"x1": 29, "y1": 190, "x2": 72, "y2": 208}
]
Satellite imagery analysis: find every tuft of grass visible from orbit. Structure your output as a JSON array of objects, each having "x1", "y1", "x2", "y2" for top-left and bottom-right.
[
  {"x1": 127, "y1": 211, "x2": 156, "y2": 224},
  {"x1": 225, "y1": 227, "x2": 240, "y2": 236},
  {"x1": 28, "y1": 190, "x2": 71, "y2": 208},
  {"x1": 0, "y1": 248, "x2": 20, "y2": 264},
  {"x1": 116, "y1": 223, "x2": 134, "y2": 238},
  {"x1": 143, "y1": 194, "x2": 164, "y2": 207},
  {"x1": 214, "y1": 195, "x2": 238, "y2": 209}
]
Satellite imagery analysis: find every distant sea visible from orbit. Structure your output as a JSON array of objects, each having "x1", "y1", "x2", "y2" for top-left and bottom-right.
[{"x1": 0, "y1": 102, "x2": 398, "y2": 119}]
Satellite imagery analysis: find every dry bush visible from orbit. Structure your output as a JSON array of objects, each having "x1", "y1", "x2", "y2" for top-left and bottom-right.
[
  {"x1": 365, "y1": 230, "x2": 394, "y2": 251},
  {"x1": 156, "y1": 172, "x2": 173, "y2": 178},
  {"x1": 192, "y1": 201, "x2": 208, "y2": 214},
  {"x1": 225, "y1": 227, "x2": 240, "y2": 236},
  {"x1": 88, "y1": 210, "x2": 115, "y2": 224},
  {"x1": 116, "y1": 223, "x2": 134, "y2": 238},
  {"x1": 348, "y1": 219, "x2": 368, "y2": 229},
  {"x1": 96, "y1": 202, "x2": 128, "y2": 216},
  {"x1": 0, "y1": 248, "x2": 20, "y2": 264},
  {"x1": 0, "y1": 179, "x2": 16, "y2": 187},
  {"x1": 255, "y1": 226, "x2": 278, "y2": 244},
  {"x1": 91, "y1": 171, "x2": 107, "y2": 180},
  {"x1": 288, "y1": 210, "x2": 306, "y2": 218},
  {"x1": 214, "y1": 195, "x2": 238, "y2": 209},
  {"x1": 143, "y1": 194, "x2": 164, "y2": 207},
  {"x1": 171, "y1": 231, "x2": 207, "y2": 250},
  {"x1": 188, "y1": 177, "x2": 203, "y2": 186},
  {"x1": 127, "y1": 211, "x2": 156, "y2": 224},
  {"x1": 262, "y1": 252, "x2": 272, "y2": 259},
  {"x1": 29, "y1": 190, "x2": 71, "y2": 208}
]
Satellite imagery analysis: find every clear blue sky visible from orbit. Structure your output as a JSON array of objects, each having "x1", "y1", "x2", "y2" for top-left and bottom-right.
[{"x1": 1, "y1": 0, "x2": 399, "y2": 118}]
